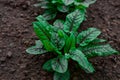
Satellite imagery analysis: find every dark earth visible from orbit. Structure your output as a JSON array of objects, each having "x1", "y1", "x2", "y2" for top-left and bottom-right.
[{"x1": 0, "y1": 0, "x2": 120, "y2": 80}]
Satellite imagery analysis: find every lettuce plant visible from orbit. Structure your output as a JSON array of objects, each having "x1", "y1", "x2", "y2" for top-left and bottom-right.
[
  {"x1": 26, "y1": 10, "x2": 118, "y2": 80},
  {"x1": 34, "y1": 0, "x2": 96, "y2": 20}
]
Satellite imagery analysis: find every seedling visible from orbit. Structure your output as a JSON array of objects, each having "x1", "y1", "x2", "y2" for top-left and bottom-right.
[
  {"x1": 26, "y1": 10, "x2": 118, "y2": 80},
  {"x1": 34, "y1": 0, "x2": 96, "y2": 20}
]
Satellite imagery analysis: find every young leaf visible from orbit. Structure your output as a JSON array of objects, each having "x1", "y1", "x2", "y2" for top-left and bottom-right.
[
  {"x1": 80, "y1": 44, "x2": 118, "y2": 58},
  {"x1": 42, "y1": 59, "x2": 53, "y2": 72},
  {"x1": 79, "y1": 0, "x2": 96, "y2": 8},
  {"x1": 36, "y1": 15, "x2": 53, "y2": 30},
  {"x1": 74, "y1": 0, "x2": 96, "y2": 8},
  {"x1": 77, "y1": 28, "x2": 101, "y2": 46},
  {"x1": 33, "y1": 21, "x2": 51, "y2": 41},
  {"x1": 34, "y1": 0, "x2": 49, "y2": 8},
  {"x1": 70, "y1": 49, "x2": 95, "y2": 73},
  {"x1": 36, "y1": 15, "x2": 54, "y2": 32},
  {"x1": 52, "y1": 0, "x2": 62, "y2": 4},
  {"x1": 54, "y1": 70, "x2": 70, "y2": 80},
  {"x1": 57, "y1": 5, "x2": 69, "y2": 12},
  {"x1": 42, "y1": 9, "x2": 57, "y2": 20},
  {"x1": 64, "y1": 32, "x2": 76, "y2": 53},
  {"x1": 36, "y1": 15, "x2": 49, "y2": 24},
  {"x1": 53, "y1": 20, "x2": 64, "y2": 31},
  {"x1": 51, "y1": 32, "x2": 65, "y2": 50},
  {"x1": 26, "y1": 40, "x2": 47, "y2": 55},
  {"x1": 42, "y1": 40, "x2": 56, "y2": 51},
  {"x1": 65, "y1": 53, "x2": 71, "y2": 59},
  {"x1": 64, "y1": 10, "x2": 85, "y2": 33},
  {"x1": 62, "y1": 0, "x2": 74, "y2": 6},
  {"x1": 58, "y1": 30, "x2": 68, "y2": 40},
  {"x1": 89, "y1": 38, "x2": 106, "y2": 44},
  {"x1": 33, "y1": 18, "x2": 57, "y2": 52},
  {"x1": 51, "y1": 56, "x2": 68, "y2": 73}
]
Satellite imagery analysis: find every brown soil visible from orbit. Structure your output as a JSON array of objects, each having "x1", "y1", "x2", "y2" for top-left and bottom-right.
[{"x1": 0, "y1": 0, "x2": 120, "y2": 80}]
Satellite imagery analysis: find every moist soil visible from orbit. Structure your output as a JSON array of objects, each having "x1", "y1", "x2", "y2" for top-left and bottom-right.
[{"x1": 0, "y1": 0, "x2": 120, "y2": 80}]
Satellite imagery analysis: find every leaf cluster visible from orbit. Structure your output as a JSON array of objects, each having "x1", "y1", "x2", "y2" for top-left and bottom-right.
[
  {"x1": 34, "y1": 0, "x2": 96, "y2": 20},
  {"x1": 26, "y1": 10, "x2": 118, "y2": 80}
]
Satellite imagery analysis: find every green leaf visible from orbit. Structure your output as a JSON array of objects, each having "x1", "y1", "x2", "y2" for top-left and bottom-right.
[
  {"x1": 90, "y1": 38, "x2": 106, "y2": 44},
  {"x1": 36, "y1": 15, "x2": 54, "y2": 32},
  {"x1": 54, "y1": 70, "x2": 70, "y2": 80},
  {"x1": 51, "y1": 56, "x2": 68, "y2": 73},
  {"x1": 52, "y1": 0, "x2": 62, "y2": 4},
  {"x1": 51, "y1": 32, "x2": 65, "y2": 50},
  {"x1": 33, "y1": 17, "x2": 58, "y2": 52},
  {"x1": 62, "y1": 0, "x2": 74, "y2": 5},
  {"x1": 64, "y1": 10, "x2": 85, "y2": 33},
  {"x1": 65, "y1": 53, "x2": 71, "y2": 59},
  {"x1": 42, "y1": 9, "x2": 57, "y2": 20},
  {"x1": 36, "y1": 15, "x2": 49, "y2": 24},
  {"x1": 75, "y1": 0, "x2": 85, "y2": 2},
  {"x1": 35, "y1": 16, "x2": 63, "y2": 54},
  {"x1": 53, "y1": 19, "x2": 64, "y2": 31},
  {"x1": 42, "y1": 40, "x2": 56, "y2": 51},
  {"x1": 80, "y1": 44, "x2": 118, "y2": 58},
  {"x1": 36, "y1": 0, "x2": 56, "y2": 9},
  {"x1": 57, "y1": 5, "x2": 69, "y2": 12},
  {"x1": 58, "y1": 30, "x2": 68, "y2": 40},
  {"x1": 33, "y1": 21, "x2": 51, "y2": 41},
  {"x1": 75, "y1": 0, "x2": 96, "y2": 8},
  {"x1": 81, "y1": 0, "x2": 96, "y2": 7},
  {"x1": 26, "y1": 40, "x2": 47, "y2": 55},
  {"x1": 36, "y1": 15, "x2": 53, "y2": 30},
  {"x1": 42, "y1": 59, "x2": 53, "y2": 72},
  {"x1": 70, "y1": 49, "x2": 95, "y2": 73},
  {"x1": 34, "y1": 0, "x2": 49, "y2": 8},
  {"x1": 77, "y1": 28, "x2": 101, "y2": 46},
  {"x1": 64, "y1": 32, "x2": 76, "y2": 53}
]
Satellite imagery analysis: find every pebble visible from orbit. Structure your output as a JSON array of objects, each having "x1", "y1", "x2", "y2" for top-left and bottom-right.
[
  {"x1": 117, "y1": 14, "x2": 120, "y2": 19},
  {"x1": 20, "y1": 14, "x2": 24, "y2": 17},
  {"x1": 0, "y1": 57, "x2": 6, "y2": 62},
  {"x1": 1, "y1": 64, "x2": 5, "y2": 67},
  {"x1": 22, "y1": 5, "x2": 28, "y2": 10},
  {"x1": 117, "y1": 74, "x2": 120, "y2": 78},
  {"x1": 41, "y1": 71, "x2": 47, "y2": 75},
  {"x1": 73, "y1": 76, "x2": 79, "y2": 80},
  {"x1": 30, "y1": 77, "x2": 35, "y2": 80},
  {"x1": 0, "y1": 49, "x2": 2, "y2": 53},
  {"x1": 20, "y1": 64, "x2": 26, "y2": 69},
  {"x1": 41, "y1": 77, "x2": 46, "y2": 80},
  {"x1": 10, "y1": 68, "x2": 16, "y2": 73},
  {"x1": 9, "y1": 43, "x2": 15, "y2": 47},
  {"x1": 7, "y1": 51, "x2": 13, "y2": 58}
]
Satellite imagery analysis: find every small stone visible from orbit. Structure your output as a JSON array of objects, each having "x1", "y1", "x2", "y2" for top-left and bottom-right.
[
  {"x1": 73, "y1": 76, "x2": 79, "y2": 80},
  {"x1": 117, "y1": 14, "x2": 120, "y2": 19},
  {"x1": 117, "y1": 74, "x2": 120, "y2": 78},
  {"x1": 20, "y1": 14, "x2": 24, "y2": 17},
  {"x1": 0, "y1": 57, "x2": 6, "y2": 62},
  {"x1": 7, "y1": 51, "x2": 12, "y2": 58},
  {"x1": 26, "y1": 1, "x2": 31, "y2": 6},
  {"x1": 20, "y1": 64, "x2": 26, "y2": 69},
  {"x1": 0, "y1": 49, "x2": 2, "y2": 53},
  {"x1": 10, "y1": 68, "x2": 16, "y2": 73},
  {"x1": 22, "y1": 5, "x2": 28, "y2": 10},
  {"x1": 41, "y1": 77, "x2": 46, "y2": 80},
  {"x1": 9, "y1": 43, "x2": 15, "y2": 47},
  {"x1": 1, "y1": 64, "x2": 5, "y2": 67},
  {"x1": 30, "y1": 77, "x2": 35, "y2": 80},
  {"x1": 41, "y1": 71, "x2": 47, "y2": 75}
]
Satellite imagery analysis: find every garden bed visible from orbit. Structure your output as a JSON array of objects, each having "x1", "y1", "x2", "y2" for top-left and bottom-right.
[{"x1": 0, "y1": 0, "x2": 120, "y2": 80}]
